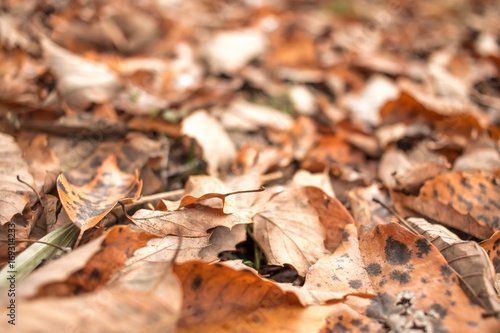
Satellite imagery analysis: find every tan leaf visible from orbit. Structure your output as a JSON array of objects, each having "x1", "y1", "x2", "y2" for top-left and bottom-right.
[
  {"x1": 132, "y1": 207, "x2": 253, "y2": 237},
  {"x1": 181, "y1": 110, "x2": 236, "y2": 176},
  {"x1": 0, "y1": 132, "x2": 34, "y2": 226},
  {"x1": 252, "y1": 187, "x2": 329, "y2": 276}
]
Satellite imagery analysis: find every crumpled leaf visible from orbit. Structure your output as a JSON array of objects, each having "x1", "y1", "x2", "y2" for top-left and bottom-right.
[
  {"x1": 392, "y1": 170, "x2": 500, "y2": 239},
  {"x1": 252, "y1": 187, "x2": 329, "y2": 276},
  {"x1": 0, "y1": 132, "x2": 35, "y2": 226},
  {"x1": 57, "y1": 154, "x2": 142, "y2": 244},
  {"x1": 403, "y1": 217, "x2": 500, "y2": 316},
  {"x1": 181, "y1": 110, "x2": 236, "y2": 176}
]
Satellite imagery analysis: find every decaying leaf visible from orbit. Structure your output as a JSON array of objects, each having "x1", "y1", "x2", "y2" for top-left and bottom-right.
[
  {"x1": 57, "y1": 154, "x2": 142, "y2": 244},
  {"x1": 402, "y1": 217, "x2": 500, "y2": 316},
  {"x1": 392, "y1": 170, "x2": 500, "y2": 239},
  {"x1": 181, "y1": 110, "x2": 236, "y2": 176},
  {"x1": 1, "y1": 261, "x2": 181, "y2": 333},
  {"x1": 0, "y1": 132, "x2": 35, "y2": 226},
  {"x1": 252, "y1": 187, "x2": 329, "y2": 276},
  {"x1": 15, "y1": 225, "x2": 155, "y2": 298}
]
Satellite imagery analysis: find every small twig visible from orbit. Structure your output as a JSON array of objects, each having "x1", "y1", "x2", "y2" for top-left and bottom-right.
[
  {"x1": 372, "y1": 198, "x2": 419, "y2": 235},
  {"x1": 17, "y1": 175, "x2": 42, "y2": 205},
  {"x1": 0, "y1": 237, "x2": 71, "y2": 253}
]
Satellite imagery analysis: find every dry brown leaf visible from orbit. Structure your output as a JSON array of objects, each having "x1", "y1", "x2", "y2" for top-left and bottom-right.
[
  {"x1": 41, "y1": 37, "x2": 122, "y2": 110},
  {"x1": 1, "y1": 261, "x2": 181, "y2": 333},
  {"x1": 25, "y1": 225, "x2": 155, "y2": 298},
  {"x1": 348, "y1": 184, "x2": 394, "y2": 234},
  {"x1": 301, "y1": 186, "x2": 354, "y2": 252},
  {"x1": 0, "y1": 132, "x2": 35, "y2": 226},
  {"x1": 377, "y1": 147, "x2": 411, "y2": 189},
  {"x1": 57, "y1": 154, "x2": 142, "y2": 244},
  {"x1": 292, "y1": 169, "x2": 335, "y2": 198},
  {"x1": 252, "y1": 187, "x2": 329, "y2": 276},
  {"x1": 403, "y1": 217, "x2": 500, "y2": 316},
  {"x1": 181, "y1": 110, "x2": 236, "y2": 176},
  {"x1": 393, "y1": 161, "x2": 449, "y2": 194},
  {"x1": 199, "y1": 224, "x2": 247, "y2": 261},
  {"x1": 132, "y1": 207, "x2": 253, "y2": 237},
  {"x1": 304, "y1": 224, "x2": 375, "y2": 295},
  {"x1": 173, "y1": 260, "x2": 301, "y2": 327},
  {"x1": 17, "y1": 133, "x2": 60, "y2": 194},
  {"x1": 156, "y1": 175, "x2": 238, "y2": 214},
  {"x1": 392, "y1": 170, "x2": 500, "y2": 239},
  {"x1": 302, "y1": 135, "x2": 365, "y2": 174},
  {"x1": 480, "y1": 231, "x2": 500, "y2": 295},
  {"x1": 357, "y1": 222, "x2": 499, "y2": 332}
]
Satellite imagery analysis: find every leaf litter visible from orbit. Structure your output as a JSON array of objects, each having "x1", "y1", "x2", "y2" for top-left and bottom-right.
[{"x1": 1, "y1": 0, "x2": 500, "y2": 332}]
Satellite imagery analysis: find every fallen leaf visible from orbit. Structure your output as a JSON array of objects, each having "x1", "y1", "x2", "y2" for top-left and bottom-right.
[
  {"x1": 304, "y1": 224, "x2": 375, "y2": 294},
  {"x1": 203, "y1": 29, "x2": 267, "y2": 74},
  {"x1": 41, "y1": 37, "x2": 122, "y2": 110},
  {"x1": 157, "y1": 175, "x2": 238, "y2": 214},
  {"x1": 354, "y1": 222, "x2": 500, "y2": 332},
  {"x1": 131, "y1": 207, "x2": 253, "y2": 237},
  {"x1": 57, "y1": 154, "x2": 142, "y2": 244},
  {"x1": 0, "y1": 132, "x2": 35, "y2": 226},
  {"x1": 292, "y1": 169, "x2": 335, "y2": 198},
  {"x1": 25, "y1": 225, "x2": 155, "y2": 297},
  {"x1": 301, "y1": 186, "x2": 354, "y2": 252},
  {"x1": 392, "y1": 170, "x2": 500, "y2": 239},
  {"x1": 252, "y1": 187, "x2": 329, "y2": 276},
  {"x1": 403, "y1": 217, "x2": 500, "y2": 316},
  {"x1": 1, "y1": 261, "x2": 181, "y2": 333},
  {"x1": 302, "y1": 135, "x2": 365, "y2": 174},
  {"x1": 173, "y1": 260, "x2": 300, "y2": 327},
  {"x1": 181, "y1": 110, "x2": 236, "y2": 176}
]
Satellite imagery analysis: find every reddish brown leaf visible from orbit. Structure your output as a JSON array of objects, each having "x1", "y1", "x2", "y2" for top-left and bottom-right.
[
  {"x1": 302, "y1": 186, "x2": 354, "y2": 252},
  {"x1": 392, "y1": 170, "x2": 500, "y2": 239},
  {"x1": 57, "y1": 154, "x2": 142, "y2": 243}
]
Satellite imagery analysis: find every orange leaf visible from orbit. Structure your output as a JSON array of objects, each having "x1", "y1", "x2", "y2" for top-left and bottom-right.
[{"x1": 57, "y1": 154, "x2": 142, "y2": 244}]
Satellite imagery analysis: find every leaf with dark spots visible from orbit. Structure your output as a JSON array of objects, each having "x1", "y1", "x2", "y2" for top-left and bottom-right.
[
  {"x1": 173, "y1": 260, "x2": 302, "y2": 327},
  {"x1": 57, "y1": 154, "x2": 142, "y2": 245},
  {"x1": 365, "y1": 263, "x2": 382, "y2": 277},
  {"x1": 13, "y1": 225, "x2": 155, "y2": 298},
  {"x1": 415, "y1": 238, "x2": 432, "y2": 258},
  {"x1": 392, "y1": 170, "x2": 500, "y2": 239},
  {"x1": 384, "y1": 236, "x2": 412, "y2": 265},
  {"x1": 357, "y1": 223, "x2": 499, "y2": 332}
]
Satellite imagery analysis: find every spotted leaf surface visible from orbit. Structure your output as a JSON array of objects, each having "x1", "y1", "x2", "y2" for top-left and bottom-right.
[{"x1": 57, "y1": 154, "x2": 142, "y2": 238}]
